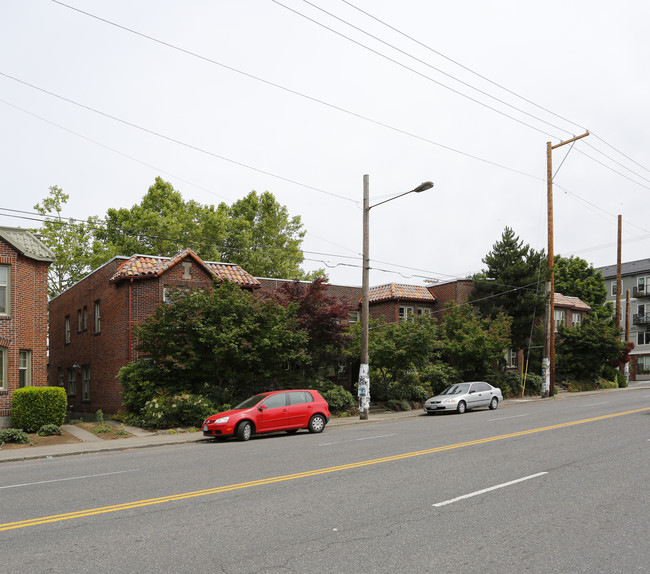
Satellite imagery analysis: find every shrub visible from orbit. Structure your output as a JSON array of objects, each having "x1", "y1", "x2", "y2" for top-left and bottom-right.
[
  {"x1": 0, "y1": 428, "x2": 31, "y2": 445},
  {"x1": 616, "y1": 370, "x2": 627, "y2": 388},
  {"x1": 11, "y1": 387, "x2": 67, "y2": 432},
  {"x1": 420, "y1": 363, "x2": 461, "y2": 396},
  {"x1": 139, "y1": 393, "x2": 216, "y2": 429},
  {"x1": 37, "y1": 424, "x2": 63, "y2": 437},
  {"x1": 321, "y1": 386, "x2": 355, "y2": 412},
  {"x1": 118, "y1": 360, "x2": 161, "y2": 414},
  {"x1": 386, "y1": 399, "x2": 411, "y2": 412}
]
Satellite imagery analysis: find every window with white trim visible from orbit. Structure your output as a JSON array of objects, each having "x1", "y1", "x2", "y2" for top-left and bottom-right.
[
  {"x1": 417, "y1": 308, "x2": 432, "y2": 317},
  {"x1": 637, "y1": 331, "x2": 650, "y2": 346},
  {"x1": 65, "y1": 316, "x2": 70, "y2": 344},
  {"x1": 0, "y1": 346, "x2": 7, "y2": 391},
  {"x1": 554, "y1": 309, "x2": 566, "y2": 331},
  {"x1": 610, "y1": 281, "x2": 617, "y2": 296},
  {"x1": 82, "y1": 306, "x2": 88, "y2": 331},
  {"x1": 0, "y1": 265, "x2": 10, "y2": 316},
  {"x1": 77, "y1": 309, "x2": 82, "y2": 333},
  {"x1": 637, "y1": 355, "x2": 650, "y2": 375},
  {"x1": 19, "y1": 350, "x2": 32, "y2": 388},
  {"x1": 399, "y1": 306, "x2": 414, "y2": 322},
  {"x1": 571, "y1": 313, "x2": 581, "y2": 328},
  {"x1": 348, "y1": 310, "x2": 360, "y2": 323}
]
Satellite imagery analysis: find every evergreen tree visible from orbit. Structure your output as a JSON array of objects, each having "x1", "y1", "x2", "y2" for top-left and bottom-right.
[{"x1": 472, "y1": 227, "x2": 548, "y2": 352}]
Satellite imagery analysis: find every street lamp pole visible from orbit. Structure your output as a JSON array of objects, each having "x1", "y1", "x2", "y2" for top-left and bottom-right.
[{"x1": 358, "y1": 174, "x2": 433, "y2": 420}]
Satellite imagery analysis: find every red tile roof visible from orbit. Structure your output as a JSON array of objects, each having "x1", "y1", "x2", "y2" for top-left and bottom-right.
[
  {"x1": 109, "y1": 248, "x2": 260, "y2": 288},
  {"x1": 554, "y1": 292, "x2": 591, "y2": 311},
  {"x1": 369, "y1": 283, "x2": 435, "y2": 303}
]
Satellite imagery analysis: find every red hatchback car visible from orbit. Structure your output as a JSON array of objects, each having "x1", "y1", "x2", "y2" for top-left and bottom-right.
[{"x1": 202, "y1": 389, "x2": 331, "y2": 441}]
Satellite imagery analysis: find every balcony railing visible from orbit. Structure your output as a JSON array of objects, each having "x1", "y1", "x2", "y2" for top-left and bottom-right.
[
  {"x1": 633, "y1": 313, "x2": 650, "y2": 325},
  {"x1": 633, "y1": 286, "x2": 650, "y2": 298}
]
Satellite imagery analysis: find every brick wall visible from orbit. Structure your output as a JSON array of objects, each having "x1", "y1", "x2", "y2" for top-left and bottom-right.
[{"x1": 0, "y1": 241, "x2": 50, "y2": 425}]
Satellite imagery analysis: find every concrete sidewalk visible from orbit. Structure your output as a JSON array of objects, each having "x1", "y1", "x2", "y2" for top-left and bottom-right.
[{"x1": 2, "y1": 383, "x2": 647, "y2": 463}]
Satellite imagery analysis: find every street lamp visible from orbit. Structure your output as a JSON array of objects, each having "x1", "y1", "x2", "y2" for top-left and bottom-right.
[{"x1": 358, "y1": 175, "x2": 433, "y2": 420}]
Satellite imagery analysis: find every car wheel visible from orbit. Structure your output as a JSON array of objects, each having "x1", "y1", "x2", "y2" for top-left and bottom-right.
[
  {"x1": 308, "y1": 414, "x2": 326, "y2": 433},
  {"x1": 286, "y1": 429, "x2": 299, "y2": 435},
  {"x1": 456, "y1": 401, "x2": 466, "y2": 414},
  {"x1": 489, "y1": 397, "x2": 499, "y2": 410},
  {"x1": 236, "y1": 421, "x2": 253, "y2": 441}
]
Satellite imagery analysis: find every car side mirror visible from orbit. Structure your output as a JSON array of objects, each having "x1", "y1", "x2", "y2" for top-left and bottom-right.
[{"x1": 258, "y1": 404, "x2": 267, "y2": 411}]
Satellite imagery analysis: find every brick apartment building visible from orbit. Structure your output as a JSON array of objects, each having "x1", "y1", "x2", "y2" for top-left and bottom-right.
[
  {"x1": 0, "y1": 227, "x2": 54, "y2": 427},
  {"x1": 48, "y1": 248, "x2": 259, "y2": 415}
]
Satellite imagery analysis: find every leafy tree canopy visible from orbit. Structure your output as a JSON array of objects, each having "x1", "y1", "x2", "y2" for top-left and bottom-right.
[
  {"x1": 266, "y1": 278, "x2": 350, "y2": 374},
  {"x1": 553, "y1": 255, "x2": 611, "y2": 318},
  {"x1": 472, "y1": 226, "x2": 547, "y2": 351},
  {"x1": 91, "y1": 177, "x2": 321, "y2": 279},
  {"x1": 132, "y1": 281, "x2": 309, "y2": 401},
  {"x1": 556, "y1": 314, "x2": 624, "y2": 382},
  {"x1": 33, "y1": 186, "x2": 102, "y2": 298},
  {"x1": 437, "y1": 302, "x2": 511, "y2": 382}
]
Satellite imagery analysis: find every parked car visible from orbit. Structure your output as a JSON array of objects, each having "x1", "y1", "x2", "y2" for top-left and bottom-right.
[
  {"x1": 423, "y1": 382, "x2": 503, "y2": 415},
  {"x1": 202, "y1": 389, "x2": 331, "y2": 441}
]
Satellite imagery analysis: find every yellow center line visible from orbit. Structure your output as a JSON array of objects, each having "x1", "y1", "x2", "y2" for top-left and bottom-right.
[{"x1": 2, "y1": 407, "x2": 647, "y2": 532}]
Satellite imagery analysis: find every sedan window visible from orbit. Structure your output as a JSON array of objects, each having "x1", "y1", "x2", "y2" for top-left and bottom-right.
[
  {"x1": 289, "y1": 391, "x2": 313, "y2": 405},
  {"x1": 261, "y1": 393, "x2": 287, "y2": 409}
]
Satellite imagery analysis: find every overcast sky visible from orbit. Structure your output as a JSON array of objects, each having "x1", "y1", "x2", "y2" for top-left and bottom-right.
[{"x1": 2, "y1": 1, "x2": 649, "y2": 287}]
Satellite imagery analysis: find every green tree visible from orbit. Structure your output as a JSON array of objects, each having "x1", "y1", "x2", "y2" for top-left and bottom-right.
[
  {"x1": 555, "y1": 314, "x2": 624, "y2": 382},
  {"x1": 437, "y1": 303, "x2": 512, "y2": 382},
  {"x1": 92, "y1": 178, "x2": 319, "y2": 279},
  {"x1": 131, "y1": 281, "x2": 308, "y2": 402},
  {"x1": 553, "y1": 255, "x2": 611, "y2": 318},
  {"x1": 33, "y1": 186, "x2": 101, "y2": 298},
  {"x1": 473, "y1": 227, "x2": 547, "y2": 352},
  {"x1": 222, "y1": 190, "x2": 315, "y2": 279},
  {"x1": 92, "y1": 177, "x2": 229, "y2": 265}
]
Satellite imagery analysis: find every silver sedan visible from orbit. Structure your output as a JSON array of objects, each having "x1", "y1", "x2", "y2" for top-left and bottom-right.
[{"x1": 423, "y1": 381, "x2": 503, "y2": 415}]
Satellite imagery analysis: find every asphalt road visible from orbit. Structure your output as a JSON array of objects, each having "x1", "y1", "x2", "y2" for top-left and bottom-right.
[{"x1": 1, "y1": 390, "x2": 649, "y2": 573}]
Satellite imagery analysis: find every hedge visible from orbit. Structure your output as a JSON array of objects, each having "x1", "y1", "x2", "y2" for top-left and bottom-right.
[{"x1": 11, "y1": 386, "x2": 67, "y2": 432}]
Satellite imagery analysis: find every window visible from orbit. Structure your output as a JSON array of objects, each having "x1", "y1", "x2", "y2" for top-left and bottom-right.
[
  {"x1": 572, "y1": 313, "x2": 582, "y2": 327},
  {"x1": 0, "y1": 265, "x2": 10, "y2": 315},
  {"x1": 637, "y1": 332, "x2": 650, "y2": 346},
  {"x1": 638, "y1": 277, "x2": 646, "y2": 295},
  {"x1": 263, "y1": 393, "x2": 286, "y2": 409},
  {"x1": 417, "y1": 308, "x2": 431, "y2": 317},
  {"x1": 65, "y1": 316, "x2": 71, "y2": 344},
  {"x1": 94, "y1": 301, "x2": 101, "y2": 333},
  {"x1": 0, "y1": 346, "x2": 7, "y2": 391},
  {"x1": 348, "y1": 310, "x2": 360, "y2": 323},
  {"x1": 77, "y1": 309, "x2": 82, "y2": 333},
  {"x1": 18, "y1": 350, "x2": 32, "y2": 387},
  {"x1": 399, "y1": 306, "x2": 414, "y2": 322},
  {"x1": 288, "y1": 391, "x2": 313, "y2": 405},
  {"x1": 505, "y1": 349, "x2": 518, "y2": 368},
  {"x1": 611, "y1": 281, "x2": 617, "y2": 296},
  {"x1": 554, "y1": 309, "x2": 566, "y2": 331},
  {"x1": 83, "y1": 306, "x2": 88, "y2": 331},
  {"x1": 67, "y1": 368, "x2": 76, "y2": 395},
  {"x1": 637, "y1": 356, "x2": 650, "y2": 375},
  {"x1": 82, "y1": 365, "x2": 90, "y2": 401}
]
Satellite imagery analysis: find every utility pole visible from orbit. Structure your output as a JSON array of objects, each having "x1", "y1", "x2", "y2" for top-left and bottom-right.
[
  {"x1": 358, "y1": 175, "x2": 433, "y2": 419},
  {"x1": 543, "y1": 131, "x2": 589, "y2": 398}
]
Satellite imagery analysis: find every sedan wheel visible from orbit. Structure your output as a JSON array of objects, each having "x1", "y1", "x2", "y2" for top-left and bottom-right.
[
  {"x1": 308, "y1": 414, "x2": 326, "y2": 433},
  {"x1": 489, "y1": 397, "x2": 499, "y2": 410},
  {"x1": 237, "y1": 421, "x2": 253, "y2": 441},
  {"x1": 456, "y1": 401, "x2": 466, "y2": 414}
]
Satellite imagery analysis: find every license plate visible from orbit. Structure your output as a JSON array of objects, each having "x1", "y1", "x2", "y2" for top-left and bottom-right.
[{"x1": 203, "y1": 425, "x2": 208, "y2": 431}]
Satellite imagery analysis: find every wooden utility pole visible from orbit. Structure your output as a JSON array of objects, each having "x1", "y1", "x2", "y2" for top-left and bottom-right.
[{"x1": 544, "y1": 131, "x2": 590, "y2": 398}]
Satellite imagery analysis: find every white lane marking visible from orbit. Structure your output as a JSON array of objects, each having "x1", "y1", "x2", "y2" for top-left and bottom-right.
[
  {"x1": 488, "y1": 413, "x2": 529, "y2": 422},
  {"x1": 356, "y1": 433, "x2": 397, "y2": 441},
  {"x1": 319, "y1": 433, "x2": 398, "y2": 446},
  {"x1": 432, "y1": 472, "x2": 548, "y2": 507},
  {"x1": 0, "y1": 469, "x2": 139, "y2": 490},
  {"x1": 581, "y1": 402, "x2": 608, "y2": 407}
]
